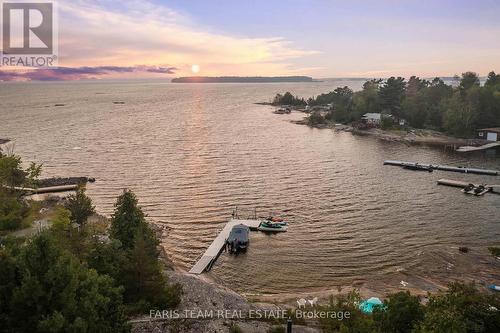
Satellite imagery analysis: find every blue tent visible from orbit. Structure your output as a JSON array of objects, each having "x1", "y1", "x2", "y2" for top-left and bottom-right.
[{"x1": 359, "y1": 297, "x2": 384, "y2": 313}]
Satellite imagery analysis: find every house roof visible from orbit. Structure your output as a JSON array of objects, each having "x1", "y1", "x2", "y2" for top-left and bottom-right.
[
  {"x1": 477, "y1": 128, "x2": 500, "y2": 133},
  {"x1": 362, "y1": 113, "x2": 381, "y2": 120}
]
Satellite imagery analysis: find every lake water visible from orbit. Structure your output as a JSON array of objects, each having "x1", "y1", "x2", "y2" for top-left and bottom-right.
[{"x1": 1, "y1": 80, "x2": 499, "y2": 294}]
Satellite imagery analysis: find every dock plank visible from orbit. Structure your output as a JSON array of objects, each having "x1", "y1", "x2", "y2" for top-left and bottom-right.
[{"x1": 189, "y1": 256, "x2": 214, "y2": 275}]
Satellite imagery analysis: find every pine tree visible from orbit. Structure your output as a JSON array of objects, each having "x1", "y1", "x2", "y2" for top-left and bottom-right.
[
  {"x1": 110, "y1": 190, "x2": 146, "y2": 250},
  {"x1": 109, "y1": 189, "x2": 181, "y2": 312},
  {"x1": 65, "y1": 186, "x2": 95, "y2": 228},
  {"x1": 4, "y1": 232, "x2": 130, "y2": 332}
]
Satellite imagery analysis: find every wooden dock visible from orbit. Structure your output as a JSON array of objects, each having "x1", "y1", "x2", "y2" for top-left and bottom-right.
[{"x1": 189, "y1": 218, "x2": 262, "y2": 274}]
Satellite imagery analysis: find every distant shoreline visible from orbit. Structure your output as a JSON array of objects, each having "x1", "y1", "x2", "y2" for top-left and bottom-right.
[{"x1": 171, "y1": 76, "x2": 314, "y2": 83}]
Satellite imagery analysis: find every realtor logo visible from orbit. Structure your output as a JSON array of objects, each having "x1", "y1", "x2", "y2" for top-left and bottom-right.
[{"x1": 1, "y1": 1, "x2": 58, "y2": 67}]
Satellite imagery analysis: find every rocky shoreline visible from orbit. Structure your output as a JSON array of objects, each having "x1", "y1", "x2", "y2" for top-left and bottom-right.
[
  {"x1": 350, "y1": 127, "x2": 480, "y2": 147},
  {"x1": 133, "y1": 216, "x2": 500, "y2": 332},
  {"x1": 129, "y1": 238, "x2": 500, "y2": 332},
  {"x1": 290, "y1": 116, "x2": 485, "y2": 148},
  {"x1": 259, "y1": 102, "x2": 487, "y2": 148},
  {"x1": 131, "y1": 269, "x2": 321, "y2": 333}
]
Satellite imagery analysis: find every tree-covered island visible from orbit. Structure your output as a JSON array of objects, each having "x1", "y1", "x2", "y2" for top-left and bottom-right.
[{"x1": 272, "y1": 71, "x2": 500, "y2": 139}]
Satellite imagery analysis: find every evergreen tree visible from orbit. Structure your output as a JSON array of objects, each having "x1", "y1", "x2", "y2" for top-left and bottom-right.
[
  {"x1": 459, "y1": 71, "x2": 480, "y2": 92},
  {"x1": 65, "y1": 186, "x2": 95, "y2": 228},
  {"x1": 478, "y1": 71, "x2": 500, "y2": 128},
  {"x1": 110, "y1": 190, "x2": 146, "y2": 250},
  {"x1": 379, "y1": 77, "x2": 406, "y2": 119},
  {"x1": 122, "y1": 224, "x2": 180, "y2": 311},
  {"x1": 443, "y1": 73, "x2": 482, "y2": 136},
  {"x1": 3, "y1": 232, "x2": 130, "y2": 332},
  {"x1": 353, "y1": 79, "x2": 382, "y2": 118},
  {"x1": 109, "y1": 189, "x2": 181, "y2": 313},
  {"x1": 423, "y1": 78, "x2": 453, "y2": 129},
  {"x1": 402, "y1": 76, "x2": 428, "y2": 128},
  {"x1": 485, "y1": 71, "x2": 500, "y2": 88}
]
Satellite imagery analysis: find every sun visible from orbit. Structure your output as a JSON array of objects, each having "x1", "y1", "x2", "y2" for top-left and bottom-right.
[{"x1": 191, "y1": 64, "x2": 200, "y2": 74}]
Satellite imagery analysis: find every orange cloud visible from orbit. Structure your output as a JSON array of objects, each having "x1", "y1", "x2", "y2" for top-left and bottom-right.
[{"x1": 57, "y1": 0, "x2": 318, "y2": 77}]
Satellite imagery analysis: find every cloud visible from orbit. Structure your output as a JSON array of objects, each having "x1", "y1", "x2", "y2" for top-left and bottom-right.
[
  {"x1": 55, "y1": 0, "x2": 317, "y2": 76},
  {"x1": 0, "y1": 65, "x2": 177, "y2": 81}
]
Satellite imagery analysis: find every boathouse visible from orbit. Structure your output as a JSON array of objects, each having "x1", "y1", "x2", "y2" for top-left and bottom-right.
[{"x1": 477, "y1": 128, "x2": 500, "y2": 141}]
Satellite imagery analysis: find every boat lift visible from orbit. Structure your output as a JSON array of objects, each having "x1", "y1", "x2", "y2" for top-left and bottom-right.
[{"x1": 437, "y1": 179, "x2": 500, "y2": 196}]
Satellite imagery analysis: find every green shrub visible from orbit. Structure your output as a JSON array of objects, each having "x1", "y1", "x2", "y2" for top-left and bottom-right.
[
  {"x1": 318, "y1": 291, "x2": 376, "y2": 333},
  {"x1": 373, "y1": 291, "x2": 423, "y2": 333},
  {"x1": 414, "y1": 282, "x2": 500, "y2": 333},
  {"x1": 381, "y1": 116, "x2": 395, "y2": 130},
  {"x1": 272, "y1": 92, "x2": 306, "y2": 106},
  {"x1": 488, "y1": 247, "x2": 500, "y2": 257},
  {"x1": 267, "y1": 325, "x2": 285, "y2": 333},
  {"x1": 307, "y1": 111, "x2": 326, "y2": 126},
  {"x1": 0, "y1": 190, "x2": 29, "y2": 231},
  {"x1": 229, "y1": 324, "x2": 243, "y2": 333}
]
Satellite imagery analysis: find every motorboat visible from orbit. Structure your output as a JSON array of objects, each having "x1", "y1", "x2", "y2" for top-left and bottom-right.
[
  {"x1": 264, "y1": 216, "x2": 289, "y2": 226},
  {"x1": 257, "y1": 220, "x2": 288, "y2": 232},
  {"x1": 226, "y1": 224, "x2": 250, "y2": 253}
]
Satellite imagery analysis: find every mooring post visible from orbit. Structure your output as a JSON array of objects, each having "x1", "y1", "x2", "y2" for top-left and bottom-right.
[{"x1": 287, "y1": 317, "x2": 292, "y2": 333}]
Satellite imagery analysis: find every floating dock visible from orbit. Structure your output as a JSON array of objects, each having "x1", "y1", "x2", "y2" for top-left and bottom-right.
[
  {"x1": 437, "y1": 179, "x2": 500, "y2": 195},
  {"x1": 456, "y1": 142, "x2": 500, "y2": 152},
  {"x1": 384, "y1": 160, "x2": 500, "y2": 176},
  {"x1": 189, "y1": 218, "x2": 262, "y2": 274},
  {"x1": 6, "y1": 184, "x2": 79, "y2": 194}
]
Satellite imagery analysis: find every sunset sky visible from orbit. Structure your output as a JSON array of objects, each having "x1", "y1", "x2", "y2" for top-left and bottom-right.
[{"x1": 2, "y1": 0, "x2": 500, "y2": 80}]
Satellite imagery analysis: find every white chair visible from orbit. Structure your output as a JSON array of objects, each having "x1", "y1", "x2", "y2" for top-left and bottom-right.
[
  {"x1": 308, "y1": 297, "x2": 318, "y2": 307},
  {"x1": 296, "y1": 298, "x2": 307, "y2": 308}
]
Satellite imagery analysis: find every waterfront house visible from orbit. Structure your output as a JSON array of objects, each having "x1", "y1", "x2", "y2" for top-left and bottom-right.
[{"x1": 477, "y1": 128, "x2": 500, "y2": 141}]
